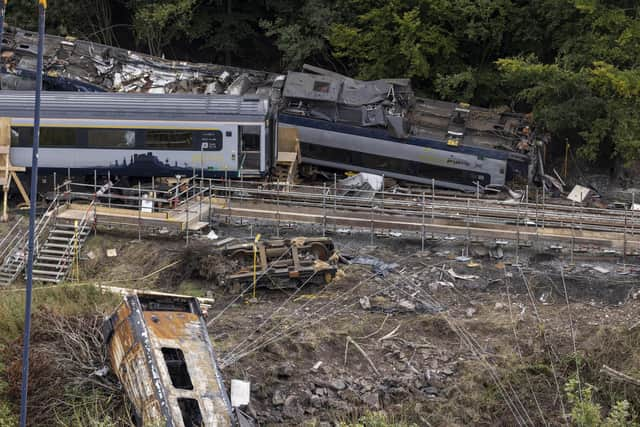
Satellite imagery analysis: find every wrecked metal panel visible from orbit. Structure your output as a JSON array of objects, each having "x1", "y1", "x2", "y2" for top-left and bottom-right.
[
  {"x1": 1, "y1": 26, "x2": 280, "y2": 95},
  {"x1": 283, "y1": 72, "x2": 340, "y2": 103},
  {"x1": 222, "y1": 237, "x2": 338, "y2": 289},
  {"x1": 104, "y1": 294, "x2": 233, "y2": 427}
]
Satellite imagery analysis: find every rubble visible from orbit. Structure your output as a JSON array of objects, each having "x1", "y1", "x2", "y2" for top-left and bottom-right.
[{"x1": 0, "y1": 26, "x2": 279, "y2": 95}]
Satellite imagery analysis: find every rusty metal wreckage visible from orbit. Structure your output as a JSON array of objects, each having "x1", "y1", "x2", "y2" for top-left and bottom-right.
[{"x1": 103, "y1": 293, "x2": 236, "y2": 427}]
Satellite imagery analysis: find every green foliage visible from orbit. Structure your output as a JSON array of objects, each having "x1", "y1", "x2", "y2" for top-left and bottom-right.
[
  {"x1": 0, "y1": 359, "x2": 16, "y2": 427},
  {"x1": 131, "y1": 0, "x2": 197, "y2": 56},
  {"x1": 565, "y1": 378, "x2": 637, "y2": 427},
  {"x1": 0, "y1": 285, "x2": 123, "y2": 425},
  {"x1": 329, "y1": 1, "x2": 458, "y2": 81},
  {"x1": 0, "y1": 284, "x2": 119, "y2": 344},
  {"x1": 261, "y1": 0, "x2": 338, "y2": 69}
]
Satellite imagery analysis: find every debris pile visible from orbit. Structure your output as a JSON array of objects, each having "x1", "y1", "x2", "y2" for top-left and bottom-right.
[{"x1": 1, "y1": 26, "x2": 279, "y2": 94}]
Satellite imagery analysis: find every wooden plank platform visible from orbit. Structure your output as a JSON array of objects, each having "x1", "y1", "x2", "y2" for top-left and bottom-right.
[{"x1": 54, "y1": 198, "x2": 213, "y2": 232}]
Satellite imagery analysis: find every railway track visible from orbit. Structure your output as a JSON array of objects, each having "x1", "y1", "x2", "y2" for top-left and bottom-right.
[{"x1": 206, "y1": 180, "x2": 640, "y2": 252}]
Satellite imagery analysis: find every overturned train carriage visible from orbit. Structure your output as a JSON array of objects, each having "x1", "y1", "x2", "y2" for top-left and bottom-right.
[
  {"x1": 103, "y1": 294, "x2": 234, "y2": 427},
  {"x1": 278, "y1": 67, "x2": 537, "y2": 192}
]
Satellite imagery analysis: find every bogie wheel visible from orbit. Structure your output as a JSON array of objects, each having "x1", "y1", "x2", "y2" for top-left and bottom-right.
[{"x1": 310, "y1": 243, "x2": 329, "y2": 261}]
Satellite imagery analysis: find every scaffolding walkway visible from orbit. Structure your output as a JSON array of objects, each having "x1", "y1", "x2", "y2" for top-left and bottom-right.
[{"x1": 0, "y1": 177, "x2": 215, "y2": 286}]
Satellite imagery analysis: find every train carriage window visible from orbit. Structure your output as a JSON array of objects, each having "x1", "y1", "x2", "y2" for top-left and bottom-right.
[
  {"x1": 161, "y1": 348, "x2": 193, "y2": 390},
  {"x1": 12, "y1": 127, "x2": 77, "y2": 147},
  {"x1": 10, "y1": 128, "x2": 19, "y2": 146},
  {"x1": 145, "y1": 130, "x2": 193, "y2": 150},
  {"x1": 178, "y1": 398, "x2": 203, "y2": 427},
  {"x1": 41, "y1": 128, "x2": 77, "y2": 147},
  {"x1": 11, "y1": 127, "x2": 32, "y2": 147},
  {"x1": 88, "y1": 129, "x2": 136, "y2": 148}
]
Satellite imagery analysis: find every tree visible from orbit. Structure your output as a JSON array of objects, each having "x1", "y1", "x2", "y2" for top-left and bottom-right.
[
  {"x1": 129, "y1": 0, "x2": 198, "y2": 56},
  {"x1": 261, "y1": 0, "x2": 338, "y2": 70},
  {"x1": 498, "y1": 1, "x2": 640, "y2": 163}
]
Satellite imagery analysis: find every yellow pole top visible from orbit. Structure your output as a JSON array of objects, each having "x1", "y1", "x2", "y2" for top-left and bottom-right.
[{"x1": 39, "y1": 0, "x2": 47, "y2": 8}]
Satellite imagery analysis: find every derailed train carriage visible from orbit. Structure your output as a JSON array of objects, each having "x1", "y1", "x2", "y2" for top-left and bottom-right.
[
  {"x1": 0, "y1": 26, "x2": 539, "y2": 190},
  {"x1": 0, "y1": 91, "x2": 274, "y2": 180},
  {"x1": 0, "y1": 87, "x2": 536, "y2": 191},
  {"x1": 277, "y1": 66, "x2": 536, "y2": 192}
]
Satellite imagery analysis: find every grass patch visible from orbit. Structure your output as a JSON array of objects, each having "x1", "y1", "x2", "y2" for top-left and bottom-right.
[{"x1": 0, "y1": 284, "x2": 124, "y2": 426}]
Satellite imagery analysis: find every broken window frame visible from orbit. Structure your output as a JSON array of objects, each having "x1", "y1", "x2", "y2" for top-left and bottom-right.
[{"x1": 161, "y1": 347, "x2": 194, "y2": 391}]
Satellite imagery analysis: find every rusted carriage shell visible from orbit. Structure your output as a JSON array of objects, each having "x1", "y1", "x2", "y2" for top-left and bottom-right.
[{"x1": 103, "y1": 294, "x2": 233, "y2": 426}]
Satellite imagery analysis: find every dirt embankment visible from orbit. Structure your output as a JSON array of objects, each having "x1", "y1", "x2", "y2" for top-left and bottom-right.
[{"x1": 2, "y1": 230, "x2": 639, "y2": 426}]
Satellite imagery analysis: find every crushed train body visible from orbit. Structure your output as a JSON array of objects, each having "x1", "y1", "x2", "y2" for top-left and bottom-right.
[
  {"x1": 102, "y1": 293, "x2": 234, "y2": 427},
  {"x1": 1, "y1": 25, "x2": 540, "y2": 191},
  {"x1": 220, "y1": 236, "x2": 338, "y2": 290}
]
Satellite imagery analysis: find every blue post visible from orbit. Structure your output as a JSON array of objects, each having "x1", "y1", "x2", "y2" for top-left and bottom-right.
[
  {"x1": 19, "y1": 2, "x2": 46, "y2": 426},
  {"x1": 0, "y1": 1, "x2": 6, "y2": 61}
]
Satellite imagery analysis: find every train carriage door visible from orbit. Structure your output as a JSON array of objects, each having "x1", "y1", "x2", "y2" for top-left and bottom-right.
[{"x1": 238, "y1": 125, "x2": 261, "y2": 172}]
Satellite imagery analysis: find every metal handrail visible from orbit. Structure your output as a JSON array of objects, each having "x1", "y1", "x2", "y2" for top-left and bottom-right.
[
  {"x1": 48, "y1": 198, "x2": 96, "y2": 282},
  {"x1": 0, "y1": 217, "x2": 24, "y2": 262}
]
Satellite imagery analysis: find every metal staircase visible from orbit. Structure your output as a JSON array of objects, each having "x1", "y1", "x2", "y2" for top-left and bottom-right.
[
  {"x1": 0, "y1": 217, "x2": 26, "y2": 286},
  {"x1": 0, "y1": 196, "x2": 95, "y2": 286},
  {"x1": 32, "y1": 200, "x2": 95, "y2": 283}
]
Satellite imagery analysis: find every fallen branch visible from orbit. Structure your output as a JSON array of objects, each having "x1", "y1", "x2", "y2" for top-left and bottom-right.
[
  {"x1": 600, "y1": 365, "x2": 640, "y2": 387},
  {"x1": 346, "y1": 336, "x2": 380, "y2": 376},
  {"x1": 356, "y1": 314, "x2": 390, "y2": 340},
  {"x1": 378, "y1": 324, "x2": 401, "y2": 342}
]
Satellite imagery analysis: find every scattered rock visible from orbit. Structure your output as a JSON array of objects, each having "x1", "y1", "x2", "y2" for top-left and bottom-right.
[
  {"x1": 423, "y1": 386, "x2": 439, "y2": 395},
  {"x1": 397, "y1": 300, "x2": 416, "y2": 311},
  {"x1": 465, "y1": 307, "x2": 477, "y2": 317},
  {"x1": 272, "y1": 390, "x2": 286, "y2": 406},
  {"x1": 441, "y1": 368, "x2": 454, "y2": 376},
  {"x1": 106, "y1": 248, "x2": 117, "y2": 257},
  {"x1": 310, "y1": 395, "x2": 323, "y2": 408},
  {"x1": 276, "y1": 363, "x2": 295, "y2": 378},
  {"x1": 311, "y1": 361, "x2": 323, "y2": 372},
  {"x1": 283, "y1": 395, "x2": 302, "y2": 419},
  {"x1": 314, "y1": 387, "x2": 327, "y2": 396},
  {"x1": 494, "y1": 302, "x2": 505, "y2": 310},
  {"x1": 86, "y1": 251, "x2": 96, "y2": 260},
  {"x1": 359, "y1": 296, "x2": 371, "y2": 309},
  {"x1": 361, "y1": 391, "x2": 380, "y2": 409},
  {"x1": 329, "y1": 379, "x2": 346, "y2": 391},
  {"x1": 338, "y1": 389, "x2": 360, "y2": 403}
]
